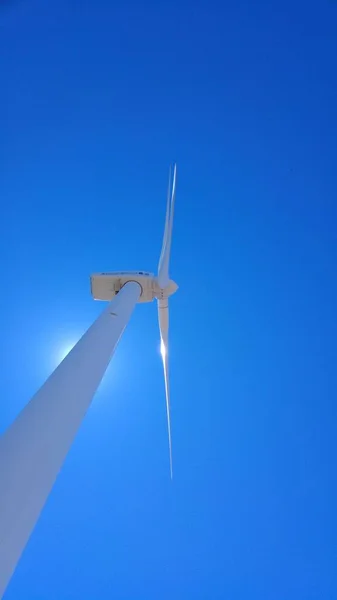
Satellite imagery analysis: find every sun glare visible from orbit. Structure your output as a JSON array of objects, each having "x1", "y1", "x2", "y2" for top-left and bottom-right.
[
  {"x1": 57, "y1": 340, "x2": 77, "y2": 365},
  {"x1": 160, "y1": 339, "x2": 167, "y2": 358}
]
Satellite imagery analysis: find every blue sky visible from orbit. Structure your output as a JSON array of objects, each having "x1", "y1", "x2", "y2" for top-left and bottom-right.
[{"x1": 1, "y1": 0, "x2": 337, "y2": 598}]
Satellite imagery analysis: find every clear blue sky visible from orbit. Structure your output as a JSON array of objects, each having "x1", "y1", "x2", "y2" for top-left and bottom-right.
[{"x1": 1, "y1": 0, "x2": 337, "y2": 598}]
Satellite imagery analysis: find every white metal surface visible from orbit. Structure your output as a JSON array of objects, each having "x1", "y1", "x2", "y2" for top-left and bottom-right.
[
  {"x1": 158, "y1": 164, "x2": 177, "y2": 289},
  {"x1": 156, "y1": 164, "x2": 177, "y2": 477},
  {"x1": 0, "y1": 282, "x2": 141, "y2": 599},
  {"x1": 157, "y1": 297, "x2": 173, "y2": 478},
  {"x1": 91, "y1": 271, "x2": 178, "y2": 303}
]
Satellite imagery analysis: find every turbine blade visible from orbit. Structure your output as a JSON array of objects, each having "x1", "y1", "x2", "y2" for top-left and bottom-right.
[
  {"x1": 158, "y1": 165, "x2": 171, "y2": 273},
  {"x1": 158, "y1": 298, "x2": 173, "y2": 479},
  {"x1": 158, "y1": 164, "x2": 177, "y2": 289}
]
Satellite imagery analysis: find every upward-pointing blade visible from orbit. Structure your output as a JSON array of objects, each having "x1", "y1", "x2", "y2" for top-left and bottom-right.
[
  {"x1": 157, "y1": 164, "x2": 177, "y2": 289},
  {"x1": 157, "y1": 297, "x2": 173, "y2": 479}
]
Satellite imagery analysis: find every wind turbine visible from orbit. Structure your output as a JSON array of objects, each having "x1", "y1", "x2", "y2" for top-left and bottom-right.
[{"x1": 0, "y1": 164, "x2": 178, "y2": 599}]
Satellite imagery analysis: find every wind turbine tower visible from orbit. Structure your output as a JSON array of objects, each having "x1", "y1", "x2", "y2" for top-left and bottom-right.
[{"x1": 0, "y1": 165, "x2": 178, "y2": 599}]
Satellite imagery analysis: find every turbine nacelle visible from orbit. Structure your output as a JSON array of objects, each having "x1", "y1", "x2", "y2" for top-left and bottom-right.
[{"x1": 90, "y1": 271, "x2": 178, "y2": 303}]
